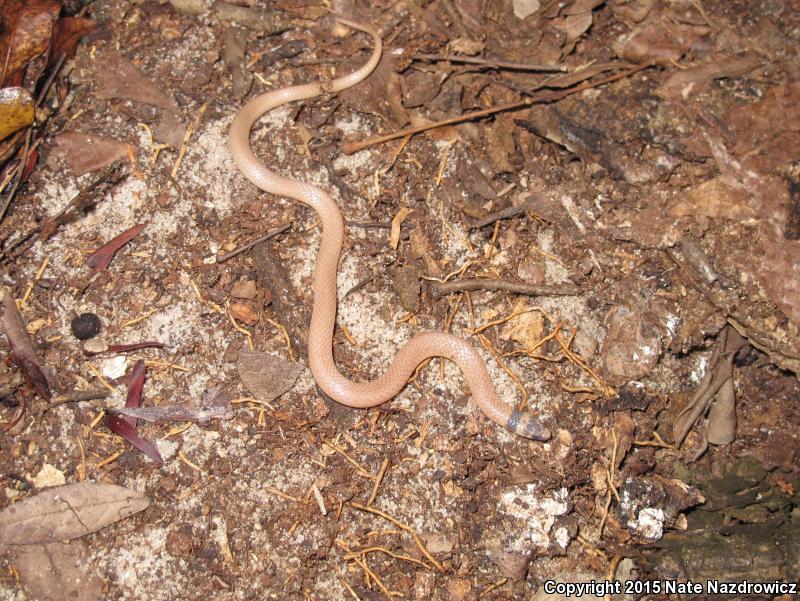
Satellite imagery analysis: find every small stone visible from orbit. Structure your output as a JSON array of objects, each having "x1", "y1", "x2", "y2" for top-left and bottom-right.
[
  {"x1": 101, "y1": 356, "x2": 128, "y2": 379},
  {"x1": 414, "y1": 572, "x2": 435, "y2": 599},
  {"x1": 513, "y1": 0, "x2": 541, "y2": 19},
  {"x1": 447, "y1": 578, "x2": 472, "y2": 601},
  {"x1": 230, "y1": 279, "x2": 257, "y2": 300},
  {"x1": 31, "y1": 463, "x2": 66, "y2": 488},
  {"x1": 426, "y1": 533, "x2": 455, "y2": 554},
  {"x1": 71, "y1": 312, "x2": 101, "y2": 340},
  {"x1": 159, "y1": 474, "x2": 179, "y2": 495},
  {"x1": 167, "y1": 0, "x2": 211, "y2": 15},
  {"x1": 165, "y1": 524, "x2": 195, "y2": 557},
  {"x1": 228, "y1": 302, "x2": 259, "y2": 325},
  {"x1": 83, "y1": 338, "x2": 108, "y2": 354}
]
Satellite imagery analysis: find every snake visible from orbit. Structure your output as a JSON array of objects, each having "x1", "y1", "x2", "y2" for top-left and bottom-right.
[{"x1": 227, "y1": 19, "x2": 550, "y2": 441}]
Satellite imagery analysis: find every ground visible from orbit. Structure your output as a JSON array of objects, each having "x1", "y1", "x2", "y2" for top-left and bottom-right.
[{"x1": 0, "y1": 0, "x2": 799, "y2": 600}]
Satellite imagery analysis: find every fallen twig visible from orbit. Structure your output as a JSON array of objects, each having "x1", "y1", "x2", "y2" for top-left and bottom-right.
[
  {"x1": 430, "y1": 278, "x2": 582, "y2": 300},
  {"x1": 469, "y1": 197, "x2": 538, "y2": 229},
  {"x1": 342, "y1": 62, "x2": 653, "y2": 154},
  {"x1": 414, "y1": 53, "x2": 566, "y2": 72},
  {"x1": 215, "y1": 222, "x2": 291, "y2": 263}
]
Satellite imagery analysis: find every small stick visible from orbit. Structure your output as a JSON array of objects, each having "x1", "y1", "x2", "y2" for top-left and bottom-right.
[
  {"x1": 470, "y1": 198, "x2": 536, "y2": 230},
  {"x1": 430, "y1": 278, "x2": 582, "y2": 300},
  {"x1": 215, "y1": 222, "x2": 291, "y2": 262},
  {"x1": 41, "y1": 388, "x2": 110, "y2": 413},
  {"x1": 342, "y1": 63, "x2": 652, "y2": 154},
  {"x1": 367, "y1": 458, "x2": 390, "y2": 506},
  {"x1": 312, "y1": 482, "x2": 328, "y2": 515},
  {"x1": 414, "y1": 53, "x2": 566, "y2": 72}
]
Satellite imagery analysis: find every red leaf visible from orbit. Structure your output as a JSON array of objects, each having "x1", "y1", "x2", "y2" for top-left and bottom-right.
[
  {"x1": 85, "y1": 224, "x2": 146, "y2": 272},
  {"x1": 124, "y1": 360, "x2": 145, "y2": 427},
  {"x1": 105, "y1": 414, "x2": 163, "y2": 465},
  {"x1": 2, "y1": 289, "x2": 50, "y2": 401},
  {"x1": 20, "y1": 148, "x2": 38, "y2": 182}
]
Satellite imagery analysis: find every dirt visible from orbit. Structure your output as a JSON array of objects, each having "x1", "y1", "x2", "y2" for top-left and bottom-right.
[{"x1": 1, "y1": 0, "x2": 799, "y2": 600}]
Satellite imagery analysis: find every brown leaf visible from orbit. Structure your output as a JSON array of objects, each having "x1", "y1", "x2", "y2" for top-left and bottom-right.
[
  {"x1": 0, "y1": 0, "x2": 60, "y2": 84},
  {"x1": 12, "y1": 541, "x2": 104, "y2": 601},
  {"x1": 89, "y1": 50, "x2": 175, "y2": 109},
  {"x1": 81, "y1": 50, "x2": 185, "y2": 146},
  {"x1": 86, "y1": 223, "x2": 146, "y2": 272},
  {"x1": 667, "y1": 177, "x2": 755, "y2": 219},
  {"x1": 601, "y1": 304, "x2": 663, "y2": 386},
  {"x1": 657, "y1": 56, "x2": 762, "y2": 99},
  {"x1": 613, "y1": 16, "x2": 708, "y2": 64},
  {"x1": 53, "y1": 131, "x2": 132, "y2": 176},
  {"x1": 339, "y1": 51, "x2": 409, "y2": 128},
  {"x1": 707, "y1": 376, "x2": 735, "y2": 445},
  {"x1": 553, "y1": 12, "x2": 593, "y2": 53},
  {"x1": 0, "y1": 482, "x2": 150, "y2": 545},
  {"x1": 237, "y1": 350, "x2": 302, "y2": 402},
  {"x1": 0, "y1": 87, "x2": 34, "y2": 140},
  {"x1": 1, "y1": 287, "x2": 51, "y2": 401},
  {"x1": 48, "y1": 17, "x2": 97, "y2": 66}
]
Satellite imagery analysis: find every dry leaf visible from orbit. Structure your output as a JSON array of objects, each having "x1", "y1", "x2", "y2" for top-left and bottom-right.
[
  {"x1": 390, "y1": 207, "x2": 413, "y2": 250},
  {"x1": 0, "y1": 482, "x2": 150, "y2": 546},
  {"x1": 82, "y1": 50, "x2": 186, "y2": 147},
  {"x1": 237, "y1": 350, "x2": 302, "y2": 402},
  {"x1": 656, "y1": 56, "x2": 761, "y2": 99},
  {"x1": 12, "y1": 541, "x2": 104, "y2": 601},
  {"x1": 104, "y1": 414, "x2": 164, "y2": 464},
  {"x1": 667, "y1": 177, "x2": 755, "y2": 219},
  {"x1": 53, "y1": 131, "x2": 131, "y2": 176},
  {"x1": 707, "y1": 376, "x2": 735, "y2": 445},
  {"x1": 500, "y1": 299, "x2": 545, "y2": 351},
  {"x1": 0, "y1": 0, "x2": 60, "y2": 83},
  {"x1": 86, "y1": 224, "x2": 146, "y2": 272},
  {"x1": 1, "y1": 286, "x2": 51, "y2": 401},
  {"x1": 0, "y1": 87, "x2": 34, "y2": 139}
]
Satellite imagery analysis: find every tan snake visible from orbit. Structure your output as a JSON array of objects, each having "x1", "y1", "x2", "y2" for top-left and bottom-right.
[{"x1": 228, "y1": 19, "x2": 549, "y2": 440}]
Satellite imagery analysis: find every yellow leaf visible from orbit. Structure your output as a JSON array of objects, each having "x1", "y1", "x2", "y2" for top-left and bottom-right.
[{"x1": 0, "y1": 87, "x2": 34, "y2": 140}]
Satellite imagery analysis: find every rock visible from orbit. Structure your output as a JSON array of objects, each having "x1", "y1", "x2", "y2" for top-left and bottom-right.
[
  {"x1": 447, "y1": 578, "x2": 473, "y2": 601},
  {"x1": 228, "y1": 302, "x2": 259, "y2": 325},
  {"x1": 71, "y1": 312, "x2": 101, "y2": 340},
  {"x1": 488, "y1": 549, "x2": 531, "y2": 581},
  {"x1": 230, "y1": 279, "x2": 257, "y2": 300}
]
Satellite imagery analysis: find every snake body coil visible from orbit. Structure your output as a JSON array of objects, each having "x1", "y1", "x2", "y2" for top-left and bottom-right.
[{"x1": 228, "y1": 19, "x2": 549, "y2": 441}]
